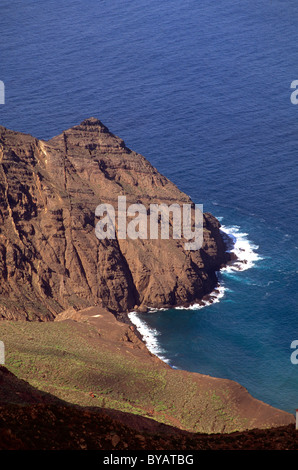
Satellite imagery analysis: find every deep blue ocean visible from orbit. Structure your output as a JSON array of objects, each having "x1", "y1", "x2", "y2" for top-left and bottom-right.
[{"x1": 1, "y1": 0, "x2": 298, "y2": 414}]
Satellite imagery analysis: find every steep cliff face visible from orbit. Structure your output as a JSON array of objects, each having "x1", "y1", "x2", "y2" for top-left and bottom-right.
[{"x1": 0, "y1": 118, "x2": 230, "y2": 320}]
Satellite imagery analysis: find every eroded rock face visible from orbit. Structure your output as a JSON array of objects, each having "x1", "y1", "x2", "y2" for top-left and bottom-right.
[{"x1": 0, "y1": 118, "x2": 230, "y2": 320}]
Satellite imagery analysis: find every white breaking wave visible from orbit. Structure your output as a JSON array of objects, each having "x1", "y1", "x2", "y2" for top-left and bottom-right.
[
  {"x1": 174, "y1": 283, "x2": 226, "y2": 310},
  {"x1": 128, "y1": 311, "x2": 171, "y2": 363},
  {"x1": 128, "y1": 220, "x2": 263, "y2": 363},
  {"x1": 220, "y1": 224, "x2": 263, "y2": 273}
]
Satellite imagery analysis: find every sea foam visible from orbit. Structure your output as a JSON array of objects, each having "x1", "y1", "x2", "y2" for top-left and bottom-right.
[
  {"x1": 220, "y1": 224, "x2": 263, "y2": 273},
  {"x1": 128, "y1": 310, "x2": 171, "y2": 363}
]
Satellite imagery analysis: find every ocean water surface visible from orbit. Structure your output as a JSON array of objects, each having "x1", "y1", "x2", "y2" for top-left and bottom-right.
[{"x1": 1, "y1": 0, "x2": 298, "y2": 413}]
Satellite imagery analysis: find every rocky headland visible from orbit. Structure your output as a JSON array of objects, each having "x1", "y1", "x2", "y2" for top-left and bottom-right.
[
  {"x1": 0, "y1": 119, "x2": 295, "y2": 449},
  {"x1": 0, "y1": 117, "x2": 230, "y2": 320}
]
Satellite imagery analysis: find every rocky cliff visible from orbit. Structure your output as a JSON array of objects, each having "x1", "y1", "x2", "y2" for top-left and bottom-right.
[{"x1": 0, "y1": 118, "x2": 230, "y2": 320}]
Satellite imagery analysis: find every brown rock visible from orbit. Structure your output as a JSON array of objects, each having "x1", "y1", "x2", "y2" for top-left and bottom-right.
[{"x1": 0, "y1": 118, "x2": 231, "y2": 320}]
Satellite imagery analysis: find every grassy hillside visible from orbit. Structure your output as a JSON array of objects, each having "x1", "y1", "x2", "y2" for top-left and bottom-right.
[{"x1": 0, "y1": 313, "x2": 294, "y2": 434}]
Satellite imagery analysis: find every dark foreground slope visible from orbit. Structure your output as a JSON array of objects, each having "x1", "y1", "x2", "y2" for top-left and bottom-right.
[
  {"x1": 0, "y1": 118, "x2": 229, "y2": 320},
  {"x1": 0, "y1": 365, "x2": 297, "y2": 451}
]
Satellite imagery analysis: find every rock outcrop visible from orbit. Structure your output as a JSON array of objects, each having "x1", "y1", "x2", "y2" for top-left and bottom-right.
[{"x1": 0, "y1": 118, "x2": 230, "y2": 320}]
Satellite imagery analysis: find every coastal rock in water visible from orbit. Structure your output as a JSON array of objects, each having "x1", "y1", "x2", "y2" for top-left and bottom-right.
[{"x1": 0, "y1": 118, "x2": 231, "y2": 320}]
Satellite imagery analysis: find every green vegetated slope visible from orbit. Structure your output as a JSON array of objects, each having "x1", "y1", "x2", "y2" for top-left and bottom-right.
[{"x1": 0, "y1": 320, "x2": 249, "y2": 434}]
